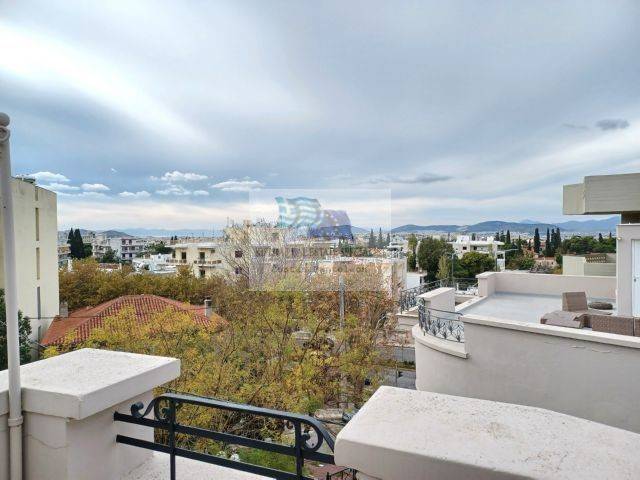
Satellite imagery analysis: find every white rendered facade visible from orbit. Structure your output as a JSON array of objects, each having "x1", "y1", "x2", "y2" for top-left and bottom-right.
[
  {"x1": 0, "y1": 178, "x2": 59, "y2": 342},
  {"x1": 450, "y1": 235, "x2": 503, "y2": 258}
]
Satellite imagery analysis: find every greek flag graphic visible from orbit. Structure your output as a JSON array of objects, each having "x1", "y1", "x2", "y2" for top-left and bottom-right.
[{"x1": 275, "y1": 196, "x2": 322, "y2": 228}]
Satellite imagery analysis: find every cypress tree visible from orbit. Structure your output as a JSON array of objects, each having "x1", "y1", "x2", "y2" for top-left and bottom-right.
[
  {"x1": 377, "y1": 228, "x2": 384, "y2": 248},
  {"x1": 533, "y1": 228, "x2": 541, "y2": 253},
  {"x1": 73, "y1": 229, "x2": 85, "y2": 258},
  {"x1": 368, "y1": 229, "x2": 375, "y2": 248},
  {"x1": 385, "y1": 232, "x2": 391, "y2": 246},
  {"x1": 506, "y1": 230, "x2": 511, "y2": 245}
]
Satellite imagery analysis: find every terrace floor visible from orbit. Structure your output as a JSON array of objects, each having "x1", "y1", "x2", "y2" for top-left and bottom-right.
[
  {"x1": 124, "y1": 452, "x2": 270, "y2": 480},
  {"x1": 458, "y1": 292, "x2": 616, "y2": 324}
]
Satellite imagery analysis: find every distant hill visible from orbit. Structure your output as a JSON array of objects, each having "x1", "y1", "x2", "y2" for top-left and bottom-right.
[
  {"x1": 391, "y1": 216, "x2": 620, "y2": 235},
  {"x1": 556, "y1": 216, "x2": 619, "y2": 233},
  {"x1": 100, "y1": 229, "x2": 132, "y2": 238}
]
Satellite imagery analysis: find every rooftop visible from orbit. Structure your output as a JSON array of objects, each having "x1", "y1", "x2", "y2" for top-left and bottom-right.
[
  {"x1": 42, "y1": 294, "x2": 222, "y2": 346},
  {"x1": 459, "y1": 292, "x2": 615, "y2": 324}
]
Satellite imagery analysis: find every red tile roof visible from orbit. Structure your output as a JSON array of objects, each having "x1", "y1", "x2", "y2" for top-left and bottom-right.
[{"x1": 42, "y1": 294, "x2": 222, "y2": 346}]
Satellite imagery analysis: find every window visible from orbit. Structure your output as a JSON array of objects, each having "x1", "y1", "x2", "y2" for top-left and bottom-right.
[
  {"x1": 35, "y1": 208, "x2": 40, "y2": 241},
  {"x1": 199, "y1": 269, "x2": 206, "y2": 278},
  {"x1": 181, "y1": 252, "x2": 187, "y2": 260},
  {"x1": 36, "y1": 247, "x2": 41, "y2": 280},
  {"x1": 235, "y1": 250, "x2": 243, "y2": 258},
  {"x1": 36, "y1": 286, "x2": 41, "y2": 320},
  {"x1": 199, "y1": 251, "x2": 205, "y2": 261}
]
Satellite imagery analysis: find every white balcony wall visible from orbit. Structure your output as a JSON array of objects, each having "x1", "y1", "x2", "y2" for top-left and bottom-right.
[
  {"x1": 0, "y1": 349, "x2": 180, "y2": 480},
  {"x1": 414, "y1": 317, "x2": 640, "y2": 433},
  {"x1": 477, "y1": 271, "x2": 616, "y2": 298}
]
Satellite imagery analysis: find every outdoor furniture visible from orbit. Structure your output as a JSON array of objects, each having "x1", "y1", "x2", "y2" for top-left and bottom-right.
[
  {"x1": 540, "y1": 310, "x2": 585, "y2": 329},
  {"x1": 562, "y1": 292, "x2": 611, "y2": 316},
  {"x1": 590, "y1": 314, "x2": 637, "y2": 337}
]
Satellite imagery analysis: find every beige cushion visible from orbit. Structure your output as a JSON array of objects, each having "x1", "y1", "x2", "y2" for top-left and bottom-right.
[{"x1": 541, "y1": 310, "x2": 585, "y2": 329}]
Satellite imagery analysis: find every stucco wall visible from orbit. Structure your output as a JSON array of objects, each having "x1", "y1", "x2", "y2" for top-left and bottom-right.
[
  {"x1": 477, "y1": 271, "x2": 615, "y2": 298},
  {"x1": 0, "y1": 180, "x2": 59, "y2": 342},
  {"x1": 414, "y1": 319, "x2": 640, "y2": 433}
]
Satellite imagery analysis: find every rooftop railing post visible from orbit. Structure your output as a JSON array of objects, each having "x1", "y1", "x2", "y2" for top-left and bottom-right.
[
  {"x1": 169, "y1": 398, "x2": 176, "y2": 480},
  {"x1": 0, "y1": 112, "x2": 23, "y2": 480}
]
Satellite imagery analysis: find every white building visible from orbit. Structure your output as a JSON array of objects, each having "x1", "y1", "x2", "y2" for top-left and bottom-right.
[
  {"x1": 132, "y1": 253, "x2": 176, "y2": 275},
  {"x1": 1, "y1": 178, "x2": 59, "y2": 342},
  {"x1": 93, "y1": 236, "x2": 148, "y2": 262},
  {"x1": 450, "y1": 235, "x2": 503, "y2": 258},
  {"x1": 169, "y1": 242, "x2": 227, "y2": 278}
]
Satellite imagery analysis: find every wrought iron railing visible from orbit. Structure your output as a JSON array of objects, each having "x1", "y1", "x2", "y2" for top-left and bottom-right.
[
  {"x1": 326, "y1": 468, "x2": 357, "y2": 479},
  {"x1": 417, "y1": 301, "x2": 465, "y2": 342},
  {"x1": 398, "y1": 280, "x2": 441, "y2": 311},
  {"x1": 114, "y1": 392, "x2": 338, "y2": 480},
  {"x1": 439, "y1": 277, "x2": 478, "y2": 293},
  {"x1": 399, "y1": 278, "x2": 478, "y2": 312}
]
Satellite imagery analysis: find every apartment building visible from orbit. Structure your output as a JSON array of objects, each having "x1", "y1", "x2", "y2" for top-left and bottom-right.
[
  {"x1": 450, "y1": 234, "x2": 503, "y2": 258},
  {"x1": 169, "y1": 242, "x2": 227, "y2": 278},
  {"x1": 0, "y1": 178, "x2": 59, "y2": 341},
  {"x1": 93, "y1": 235, "x2": 148, "y2": 261}
]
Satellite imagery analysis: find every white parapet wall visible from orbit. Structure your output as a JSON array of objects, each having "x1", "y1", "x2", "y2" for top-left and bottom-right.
[
  {"x1": 417, "y1": 287, "x2": 455, "y2": 312},
  {"x1": 335, "y1": 386, "x2": 640, "y2": 480},
  {"x1": 477, "y1": 270, "x2": 616, "y2": 298},
  {"x1": 0, "y1": 349, "x2": 180, "y2": 480},
  {"x1": 414, "y1": 316, "x2": 640, "y2": 434}
]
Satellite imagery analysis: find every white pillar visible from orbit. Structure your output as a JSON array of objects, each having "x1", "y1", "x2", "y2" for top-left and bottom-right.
[{"x1": 0, "y1": 112, "x2": 22, "y2": 480}]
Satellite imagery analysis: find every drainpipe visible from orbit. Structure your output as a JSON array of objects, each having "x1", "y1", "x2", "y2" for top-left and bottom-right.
[{"x1": 0, "y1": 112, "x2": 23, "y2": 480}]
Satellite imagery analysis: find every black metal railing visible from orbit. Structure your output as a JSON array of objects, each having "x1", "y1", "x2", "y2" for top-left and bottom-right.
[
  {"x1": 417, "y1": 301, "x2": 465, "y2": 343},
  {"x1": 326, "y1": 468, "x2": 357, "y2": 479},
  {"x1": 439, "y1": 277, "x2": 478, "y2": 293},
  {"x1": 398, "y1": 280, "x2": 441, "y2": 311},
  {"x1": 399, "y1": 278, "x2": 478, "y2": 312},
  {"x1": 114, "y1": 392, "x2": 338, "y2": 480}
]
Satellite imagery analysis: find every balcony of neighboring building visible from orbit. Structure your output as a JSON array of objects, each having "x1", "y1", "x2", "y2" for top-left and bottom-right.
[{"x1": 2, "y1": 348, "x2": 640, "y2": 480}]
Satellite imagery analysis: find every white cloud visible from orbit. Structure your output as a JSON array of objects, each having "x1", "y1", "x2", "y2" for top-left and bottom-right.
[
  {"x1": 81, "y1": 183, "x2": 110, "y2": 191},
  {"x1": 76, "y1": 191, "x2": 107, "y2": 198},
  {"x1": 156, "y1": 184, "x2": 192, "y2": 196},
  {"x1": 152, "y1": 171, "x2": 208, "y2": 182},
  {"x1": 211, "y1": 178, "x2": 264, "y2": 192},
  {"x1": 193, "y1": 190, "x2": 210, "y2": 196},
  {"x1": 27, "y1": 171, "x2": 70, "y2": 183},
  {"x1": 43, "y1": 182, "x2": 79, "y2": 192},
  {"x1": 119, "y1": 190, "x2": 151, "y2": 198}
]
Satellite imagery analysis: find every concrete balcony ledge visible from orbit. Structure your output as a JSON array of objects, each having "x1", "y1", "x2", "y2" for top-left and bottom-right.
[
  {"x1": 0, "y1": 349, "x2": 181, "y2": 480},
  {"x1": 335, "y1": 386, "x2": 640, "y2": 480},
  {"x1": 0, "y1": 348, "x2": 180, "y2": 419}
]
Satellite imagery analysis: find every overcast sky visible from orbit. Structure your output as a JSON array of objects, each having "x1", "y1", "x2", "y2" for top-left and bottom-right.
[{"x1": 1, "y1": 1, "x2": 639, "y2": 230}]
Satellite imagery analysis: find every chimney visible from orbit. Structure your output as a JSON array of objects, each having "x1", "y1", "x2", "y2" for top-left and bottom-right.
[
  {"x1": 59, "y1": 301, "x2": 69, "y2": 318},
  {"x1": 204, "y1": 297, "x2": 212, "y2": 318}
]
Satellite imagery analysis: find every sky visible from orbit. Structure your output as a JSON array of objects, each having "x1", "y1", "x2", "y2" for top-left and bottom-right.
[{"x1": 1, "y1": 1, "x2": 639, "y2": 231}]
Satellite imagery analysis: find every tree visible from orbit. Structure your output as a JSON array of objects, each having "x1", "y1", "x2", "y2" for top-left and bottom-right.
[
  {"x1": 544, "y1": 228, "x2": 552, "y2": 257},
  {"x1": 505, "y1": 230, "x2": 511, "y2": 245},
  {"x1": 385, "y1": 232, "x2": 391, "y2": 247},
  {"x1": 0, "y1": 289, "x2": 32, "y2": 370},
  {"x1": 456, "y1": 252, "x2": 495, "y2": 278},
  {"x1": 100, "y1": 247, "x2": 119, "y2": 264},
  {"x1": 377, "y1": 228, "x2": 384, "y2": 248},
  {"x1": 148, "y1": 241, "x2": 172, "y2": 255},
  {"x1": 368, "y1": 229, "x2": 375, "y2": 248},
  {"x1": 533, "y1": 228, "x2": 540, "y2": 254},
  {"x1": 436, "y1": 255, "x2": 450, "y2": 281},
  {"x1": 407, "y1": 234, "x2": 417, "y2": 254},
  {"x1": 417, "y1": 237, "x2": 453, "y2": 281}
]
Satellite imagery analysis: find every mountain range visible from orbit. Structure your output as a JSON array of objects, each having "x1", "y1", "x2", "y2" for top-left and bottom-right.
[{"x1": 389, "y1": 216, "x2": 620, "y2": 234}]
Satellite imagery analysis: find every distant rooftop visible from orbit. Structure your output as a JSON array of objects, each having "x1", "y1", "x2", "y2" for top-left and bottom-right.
[
  {"x1": 42, "y1": 294, "x2": 221, "y2": 346},
  {"x1": 459, "y1": 292, "x2": 615, "y2": 324}
]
